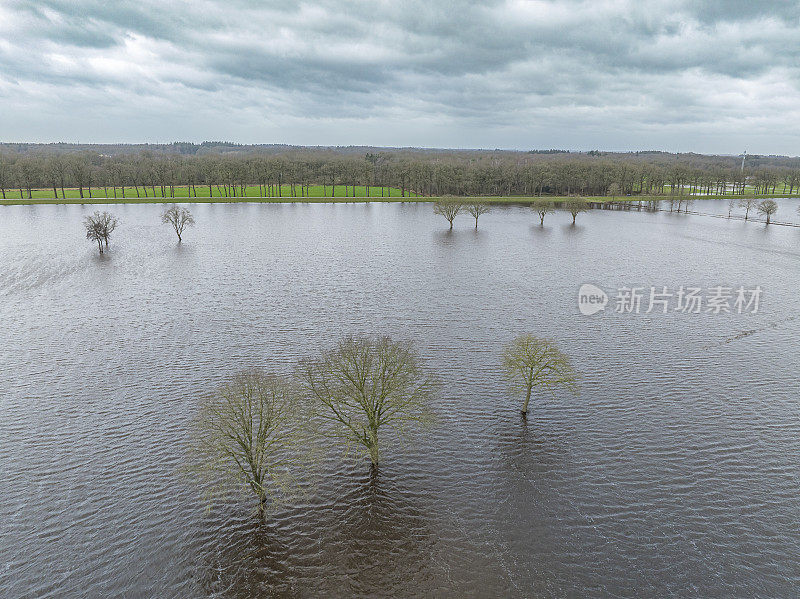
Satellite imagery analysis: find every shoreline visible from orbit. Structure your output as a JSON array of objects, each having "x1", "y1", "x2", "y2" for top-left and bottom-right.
[{"x1": 2, "y1": 194, "x2": 799, "y2": 207}]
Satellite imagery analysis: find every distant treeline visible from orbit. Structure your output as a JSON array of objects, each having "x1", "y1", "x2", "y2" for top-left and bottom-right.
[{"x1": 2, "y1": 144, "x2": 800, "y2": 199}]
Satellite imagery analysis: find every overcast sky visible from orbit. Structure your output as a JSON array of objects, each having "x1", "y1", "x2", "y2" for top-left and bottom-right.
[{"x1": 1, "y1": 0, "x2": 798, "y2": 153}]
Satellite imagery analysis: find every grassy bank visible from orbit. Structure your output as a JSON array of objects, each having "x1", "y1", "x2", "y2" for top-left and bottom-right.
[
  {"x1": 1, "y1": 189, "x2": 799, "y2": 207},
  {"x1": 0, "y1": 184, "x2": 417, "y2": 203}
]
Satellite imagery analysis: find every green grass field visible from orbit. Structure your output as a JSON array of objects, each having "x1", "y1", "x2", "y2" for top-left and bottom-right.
[
  {"x1": 0, "y1": 184, "x2": 418, "y2": 202},
  {"x1": 1, "y1": 186, "x2": 798, "y2": 206}
]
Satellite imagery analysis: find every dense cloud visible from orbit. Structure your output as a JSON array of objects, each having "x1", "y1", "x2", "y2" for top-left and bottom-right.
[{"x1": 1, "y1": 0, "x2": 799, "y2": 152}]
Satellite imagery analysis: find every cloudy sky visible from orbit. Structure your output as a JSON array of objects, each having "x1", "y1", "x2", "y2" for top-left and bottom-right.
[{"x1": 1, "y1": 0, "x2": 798, "y2": 153}]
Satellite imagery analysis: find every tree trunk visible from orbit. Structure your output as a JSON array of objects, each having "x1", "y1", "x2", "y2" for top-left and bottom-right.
[
  {"x1": 257, "y1": 490, "x2": 267, "y2": 519},
  {"x1": 522, "y1": 384, "x2": 532, "y2": 415},
  {"x1": 369, "y1": 442, "x2": 379, "y2": 466},
  {"x1": 367, "y1": 426, "x2": 380, "y2": 465}
]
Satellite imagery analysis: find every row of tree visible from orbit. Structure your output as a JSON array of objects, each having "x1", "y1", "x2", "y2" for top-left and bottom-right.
[
  {"x1": 432, "y1": 198, "x2": 789, "y2": 228},
  {"x1": 190, "y1": 335, "x2": 577, "y2": 518},
  {"x1": 728, "y1": 198, "x2": 780, "y2": 224},
  {"x1": 83, "y1": 198, "x2": 793, "y2": 254},
  {"x1": 433, "y1": 198, "x2": 590, "y2": 228},
  {"x1": 7, "y1": 149, "x2": 800, "y2": 200}
]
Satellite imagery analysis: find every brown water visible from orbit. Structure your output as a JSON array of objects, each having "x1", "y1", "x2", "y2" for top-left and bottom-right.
[{"x1": 1, "y1": 201, "x2": 799, "y2": 597}]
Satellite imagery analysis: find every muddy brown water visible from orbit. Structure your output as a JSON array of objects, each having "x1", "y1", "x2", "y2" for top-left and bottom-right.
[{"x1": 1, "y1": 200, "x2": 799, "y2": 597}]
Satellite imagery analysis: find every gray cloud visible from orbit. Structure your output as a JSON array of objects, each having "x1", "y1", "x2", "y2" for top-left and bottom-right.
[{"x1": 0, "y1": 0, "x2": 799, "y2": 152}]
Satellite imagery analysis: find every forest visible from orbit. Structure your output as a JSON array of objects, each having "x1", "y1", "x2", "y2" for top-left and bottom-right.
[{"x1": 2, "y1": 143, "x2": 800, "y2": 200}]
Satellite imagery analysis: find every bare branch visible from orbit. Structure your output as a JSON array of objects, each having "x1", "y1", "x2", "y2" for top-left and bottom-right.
[
  {"x1": 299, "y1": 336, "x2": 436, "y2": 468},
  {"x1": 501, "y1": 335, "x2": 578, "y2": 416}
]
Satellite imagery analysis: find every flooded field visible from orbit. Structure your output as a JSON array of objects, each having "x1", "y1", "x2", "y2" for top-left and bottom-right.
[{"x1": 1, "y1": 200, "x2": 799, "y2": 597}]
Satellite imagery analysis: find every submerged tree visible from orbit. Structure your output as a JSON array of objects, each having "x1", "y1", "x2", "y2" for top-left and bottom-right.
[
  {"x1": 84, "y1": 215, "x2": 105, "y2": 253},
  {"x1": 83, "y1": 211, "x2": 118, "y2": 253},
  {"x1": 161, "y1": 205, "x2": 195, "y2": 241},
  {"x1": 532, "y1": 199, "x2": 555, "y2": 225},
  {"x1": 189, "y1": 370, "x2": 308, "y2": 519},
  {"x1": 727, "y1": 198, "x2": 736, "y2": 218},
  {"x1": 564, "y1": 197, "x2": 589, "y2": 224},
  {"x1": 300, "y1": 336, "x2": 435, "y2": 469},
  {"x1": 501, "y1": 335, "x2": 578, "y2": 417},
  {"x1": 433, "y1": 200, "x2": 462, "y2": 229},
  {"x1": 739, "y1": 198, "x2": 758, "y2": 220},
  {"x1": 100, "y1": 211, "x2": 118, "y2": 248},
  {"x1": 466, "y1": 202, "x2": 491, "y2": 229},
  {"x1": 757, "y1": 199, "x2": 778, "y2": 225}
]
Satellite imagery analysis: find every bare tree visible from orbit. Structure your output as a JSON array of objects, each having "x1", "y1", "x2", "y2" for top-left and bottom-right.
[
  {"x1": 727, "y1": 198, "x2": 736, "y2": 218},
  {"x1": 47, "y1": 155, "x2": 68, "y2": 199},
  {"x1": 501, "y1": 335, "x2": 578, "y2": 417},
  {"x1": 564, "y1": 197, "x2": 589, "y2": 224},
  {"x1": 99, "y1": 211, "x2": 118, "y2": 248},
  {"x1": 3, "y1": 145, "x2": 800, "y2": 204},
  {"x1": 84, "y1": 214, "x2": 105, "y2": 254},
  {"x1": 5, "y1": 145, "x2": 800, "y2": 202},
  {"x1": 0, "y1": 153, "x2": 11, "y2": 199},
  {"x1": 83, "y1": 211, "x2": 118, "y2": 253},
  {"x1": 189, "y1": 370, "x2": 308, "y2": 519},
  {"x1": 739, "y1": 198, "x2": 758, "y2": 220},
  {"x1": 15, "y1": 157, "x2": 40, "y2": 199},
  {"x1": 532, "y1": 199, "x2": 555, "y2": 226},
  {"x1": 757, "y1": 199, "x2": 778, "y2": 225},
  {"x1": 300, "y1": 336, "x2": 435, "y2": 469},
  {"x1": 161, "y1": 205, "x2": 195, "y2": 241},
  {"x1": 466, "y1": 202, "x2": 490, "y2": 229},
  {"x1": 70, "y1": 154, "x2": 92, "y2": 199},
  {"x1": 433, "y1": 200, "x2": 462, "y2": 229}
]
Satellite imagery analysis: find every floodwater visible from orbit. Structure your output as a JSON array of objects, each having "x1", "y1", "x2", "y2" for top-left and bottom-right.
[{"x1": 1, "y1": 200, "x2": 799, "y2": 597}]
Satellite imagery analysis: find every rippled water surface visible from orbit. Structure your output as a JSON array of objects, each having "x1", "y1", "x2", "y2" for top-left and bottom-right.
[{"x1": 1, "y1": 201, "x2": 799, "y2": 597}]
